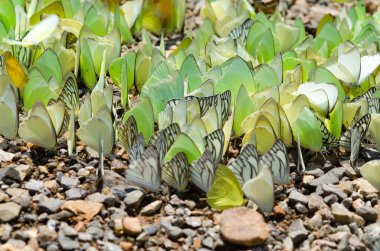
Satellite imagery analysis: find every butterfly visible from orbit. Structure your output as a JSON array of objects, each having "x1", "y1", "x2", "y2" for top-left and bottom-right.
[
  {"x1": 339, "y1": 114, "x2": 371, "y2": 167},
  {"x1": 0, "y1": 82, "x2": 18, "y2": 139},
  {"x1": 242, "y1": 163, "x2": 275, "y2": 212},
  {"x1": 77, "y1": 105, "x2": 114, "y2": 156},
  {"x1": 18, "y1": 101, "x2": 63, "y2": 150},
  {"x1": 148, "y1": 123, "x2": 181, "y2": 164},
  {"x1": 260, "y1": 140, "x2": 289, "y2": 185},
  {"x1": 314, "y1": 114, "x2": 339, "y2": 148},
  {"x1": 228, "y1": 144, "x2": 259, "y2": 186},
  {"x1": 162, "y1": 152, "x2": 189, "y2": 192},
  {"x1": 204, "y1": 129, "x2": 225, "y2": 166},
  {"x1": 350, "y1": 87, "x2": 379, "y2": 114},
  {"x1": 126, "y1": 145, "x2": 161, "y2": 192},
  {"x1": 49, "y1": 72, "x2": 79, "y2": 131},
  {"x1": 360, "y1": 160, "x2": 380, "y2": 192},
  {"x1": 207, "y1": 165, "x2": 244, "y2": 210},
  {"x1": 190, "y1": 150, "x2": 216, "y2": 193},
  {"x1": 228, "y1": 18, "x2": 254, "y2": 44}
]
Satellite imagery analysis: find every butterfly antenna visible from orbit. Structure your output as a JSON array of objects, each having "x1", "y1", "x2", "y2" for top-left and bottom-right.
[{"x1": 296, "y1": 133, "x2": 306, "y2": 174}]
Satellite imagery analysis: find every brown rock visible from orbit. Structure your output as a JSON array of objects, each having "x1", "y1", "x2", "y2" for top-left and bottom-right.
[
  {"x1": 140, "y1": 200, "x2": 162, "y2": 216},
  {"x1": 353, "y1": 178, "x2": 378, "y2": 196},
  {"x1": 120, "y1": 241, "x2": 133, "y2": 251},
  {"x1": 62, "y1": 200, "x2": 103, "y2": 221},
  {"x1": 331, "y1": 203, "x2": 365, "y2": 226},
  {"x1": 220, "y1": 207, "x2": 269, "y2": 247},
  {"x1": 123, "y1": 217, "x2": 142, "y2": 236}
]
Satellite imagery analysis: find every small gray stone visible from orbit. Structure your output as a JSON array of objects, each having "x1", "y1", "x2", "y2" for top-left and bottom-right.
[
  {"x1": 87, "y1": 192, "x2": 107, "y2": 203},
  {"x1": 342, "y1": 197, "x2": 353, "y2": 208},
  {"x1": 164, "y1": 204, "x2": 175, "y2": 215},
  {"x1": 332, "y1": 203, "x2": 365, "y2": 226},
  {"x1": 308, "y1": 193, "x2": 327, "y2": 212},
  {"x1": 98, "y1": 241, "x2": 122, "y2": 251},
  {"x1": 288, "y1": 219, "x2": 308, "y2": 245},
  {"x1": 307, "y1": 167, "x2": 345, "y2": 187},
  {"x1": 356, "y1": 206, "x2": 378, "y2": 222},
  {"x1": 60, "y1": 176, "x2": 79, "y2": 189},
  {"x1": 59, "y1": 223, "x2": 77, "y2": 238},
  {"x1": 86, "y1": 227, "x2": 104, "y2": 239},
  {"x1": 58, "y1": 236, "x2": 79, "y2": 251},
  {"x1": 337, "y1": 234, "x2": 350, "y2": 251},
  {"x1": 283, "y1": 236, "x2": 293, "y2": 251},
  {"x1": 304, "y1": 167, "x2": 324, "y2": 177},
  {"x1": 324, "y1": 194, "x2": 339, "y2": 205},
  {"x1": 185, "y1": 217, "x2": 202, "y2": 228},
  {"x1": 140, "y1": 200, "x2": 162, "y2": 216},
  {"x1": 0, "y1": 202, "x2": 21, "y2": 222},
  {"x1": 78, "y1": 233, "x2": 92, "y2": 242},
  {"x1": 0, "y1": 224, "x2": 13, "y2": 241},
  {"x1": 322, "y1": 184, "x2": 348, "y2": 200},
  {"x1": 295, "y1": 203, "x2": 308, "y2": 214},
  {"x1": 23, "y1": 213, "x2": 37, "y2": 222},
  {"x1": 143, "y1": 224, "x2": 157, "y2": 235},
  {"x1": 124, "y1": 190, "x2": 144, "y2": 209},
  {"x1": 39, "y1": 198, "x2": 63, "y2": 214},
  {"x1": 289, "y1": 190, "x2": 308, "y2": 205},
  {"x1": 25, "y1": 179, "x2": 44, "y2": 192},
  {"x1": 306, "y1": 214, "x2": 322, "y2": 230},
  {"x1": 5, "y1": 164, "x2": 33, "y2": 181},
  {"x1": 183, "y1": 228, "x2": 196, "y2": 238},
  {"x1": 349, "y1": 235, "x2": 366, "y2": 251},
  {"x1": 168, "y1": 226, "x2": 184, "y2": 240},
  {"x1": 202, "y1": 236, "x2": 214, "y2": 249},
  {"x1": 65, "y1": 188, "x2": 86, "y2": 200}
]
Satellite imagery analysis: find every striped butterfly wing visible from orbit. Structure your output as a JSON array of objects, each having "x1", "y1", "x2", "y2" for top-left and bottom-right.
[
  {"x1": 162, "y1": 152, "x2": 189, "y2": 192},
  {"x1": 349, "y1": 114, "x2": 371, "y2": 167},
  {"x1": 149, "y1": 123, "x2": 181, "y2": 164},
  {"x1": 126, "y1": 145, "x2": 161, "y2": 192},
  {"x1": 118, "y1": 115, "x2": 139, "y2": 152},
  {"x1": 228, "y1": 18, "x2": 254, "y2": 44},
  {"x1": 315, "y1": 115, "x2": 339, "y2": 148},
  {"x1": 190, "y1": 150, "x2": 216, "y2": 193},
  {"x1": 218, "y1": 90, "x2": 231, "y2": 124},
  {"x1": 12, "y1": 31, "x2": 31, "y2": 67},
  {"x1": 350, "y1": 87, "x2": 377, "y2": 103},
  {"x1": 204, "y1": 129, "x2": 225, "y2": 166},
  {"x1": 369, "y1": 98, "x2": 380, "y2": 114},
  {"x1": 56, "y1": 73, "x2": 79, "y2": 130},
  {"x1": 260, "y1": 140, "x2": 289, "y2": 185},
  {"x1": 129, "y1": 133, "x2": 145, "y2": 162},
  {"x1": 228, "y1": 144, "x2": 259, "y2": 186},
  {"x1": 197, "y1": 95, "x2": 218, "y2": 117}
]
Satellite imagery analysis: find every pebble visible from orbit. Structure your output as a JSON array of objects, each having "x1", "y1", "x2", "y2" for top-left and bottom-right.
[
  {"x1": 322, "y1": 184, "x2": 348, "y2": 200},
  {"x1": 124, "y1": 190, "x2": 144, "y2": 209},
  {"x1": 25, "y1": 179, "x2": 44, "y2": 193},
  {"x1": 59, "y1": 176, "x2": 79, "y2": 189},
  {"x1": 185, "y1": 217, "x2": 202, "y2": 228},
  {"x1": 140, "y1": 200, "x2": 162, "y2": 216},
  {"x1": 288, "y1": 219, "x2": 308, "y2": 245},
  {"x1": 142, "y1": 224, "x2": 157, "y2": 235},
  {"x1": 6, "y1": 164, "x2": 33, "y2": 181},
  {"x1": 167, "y1": 226, "x2": 184, "y2": 240},
  {"x1": 123, "y1": 217, "x2": 142, "y2": 236},
  {"x1": 39, "y1": 198, "x2": 63, "y2": 214},
  {"x1": 295, "y1": 203, "x2": 308, "y2": 214},
  {"x1": 58, "y1": 236, "x2": 79, "y2": 251},
  {"x1": 0, "y1": 202, "x2": 21, "y2": 222},
  {"x1": 62, "y1": 200, "x2": 103, "y2": 221},
  {"x1": 331, "y1": 203, "x2": 365, "y2": 226},
  {"x1": 78, "y1": 233, "x2": 92, "y2": 242},
  {"x1": 356, "y1": 206, "x2": 378, "y2": 222},
  {"x1": 307, "y1": 167, "x2": 345, "y2": 187},
  {"x1": 308, "y1": 193, "x2": 327, "y2": 212},
  {"x1": 202, "y1": 236, "x2": 214, "y2": 249},
  {"x1": 283, "y1": 236, "x2": 293, "y2": 251},
  {"x1": 65, "y1": 188, "x2": 87, "y2": 200},
  {"x1": 324, "y1": 194, "x2": 339, "y2": 205},
  {"x1": 306, "y1": 214, "x2": 322, "y2": 230},
  {"x1": 342, "y1": 197, "x2": 353, "y2": 208},
  {"x1": 289, "y1": 190, "x2": 308, "y2": 205},
  {"x1": 220, "y1": 207, "x2": 269, "y2": 247}
]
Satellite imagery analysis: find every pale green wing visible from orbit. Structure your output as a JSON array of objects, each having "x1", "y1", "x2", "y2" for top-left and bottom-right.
[
  {"x1": 46, "y1": 102, "x2": 65, "y2": 135},
  {"x1": 118, "y1": 115, "x2": 139, "y2": 152},
  {"x1": 18, "y1": 101, "x2": 57, "y2": 150},
  {"x1": 207, "y1": 165, "x2": 244, "y2": 210},
  {"x1": 242, "y1": 163, "x2": 274, "y2": 212},
  {"x1": 360, "y1": 160, "x2": 380, "y2": 192},
  {"x1": 77, "y1": 106, "x2": 114, "y2": 155},
  {"x1": 0, "y1": 82, "x2": 18, "y2": 139},
  {"x1": 349, "y1": 114, "x2": 371, "y2": 168}
]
